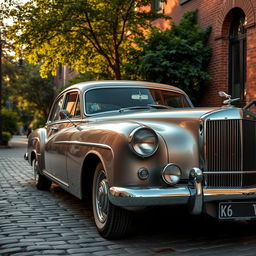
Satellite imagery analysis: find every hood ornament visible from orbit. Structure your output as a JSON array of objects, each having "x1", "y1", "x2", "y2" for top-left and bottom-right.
[{"x1": 218, "y1": 91, "x2": 240, "y2": 107}]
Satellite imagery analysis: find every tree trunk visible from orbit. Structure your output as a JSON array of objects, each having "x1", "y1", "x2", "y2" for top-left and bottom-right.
[
  {"x1": 113, "y1": 45, "x2": 121, "y2": 80},
  {"x1": 113, "y1": 64, "x2": 121, "y2": 80}
]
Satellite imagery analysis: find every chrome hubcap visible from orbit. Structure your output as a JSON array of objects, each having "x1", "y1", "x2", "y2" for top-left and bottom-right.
[{"x1": 95, "y1": 172, "x2": 109, "y2": 223}]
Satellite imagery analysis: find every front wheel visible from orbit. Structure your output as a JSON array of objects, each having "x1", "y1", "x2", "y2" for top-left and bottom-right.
[
  {"x1": 32, "y1": 159, "x2": 51, "y2": 191},
  {"x1": 92, "y1": 163, "x2": 133, "y2": 239}
]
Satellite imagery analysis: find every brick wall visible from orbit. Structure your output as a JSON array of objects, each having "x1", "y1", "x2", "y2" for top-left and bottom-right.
[
  {"x1": 53, "y1": 65, "x2": 78, "y2": 90},
  {"x1": 156, "y1": 0, "x2": 256, "y2": 107}
]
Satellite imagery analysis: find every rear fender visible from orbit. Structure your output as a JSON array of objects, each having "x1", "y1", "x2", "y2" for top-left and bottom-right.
[{"x1": 27, "y1": 128, "x2": 47, "y2": 171}]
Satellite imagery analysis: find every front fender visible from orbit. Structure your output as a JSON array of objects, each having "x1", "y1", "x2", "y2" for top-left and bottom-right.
[
  {"x1": 67, "y1": 120, "x2": 169, "y2": 189},
  {"x1": 141, "y1": 120, "x2": 201, "y2": 180}
]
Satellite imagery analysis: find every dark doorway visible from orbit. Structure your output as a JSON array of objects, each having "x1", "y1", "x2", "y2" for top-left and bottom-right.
[{"x1": 229, "y1": 9, "x2": 247, "y2": 106}]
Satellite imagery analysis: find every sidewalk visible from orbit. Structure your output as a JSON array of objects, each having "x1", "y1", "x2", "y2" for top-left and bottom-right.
[{"x1": 0, "y1": 135, "x2": 28, "y2": 158}]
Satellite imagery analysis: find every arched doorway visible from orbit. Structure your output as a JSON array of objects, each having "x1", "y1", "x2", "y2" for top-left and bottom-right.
[{"x1": 229, "y1": 8, "x2": 247, "y2": 105}]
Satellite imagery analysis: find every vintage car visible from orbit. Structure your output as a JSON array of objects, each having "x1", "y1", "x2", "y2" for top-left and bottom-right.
[{"x1": 25, "y1": 80, "x2": 256, "y2": 238}]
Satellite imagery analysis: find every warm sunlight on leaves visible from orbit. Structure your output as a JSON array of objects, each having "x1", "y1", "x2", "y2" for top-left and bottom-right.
[{"x1": 6, "y1": 0, "x2": 169, "y2": 79}]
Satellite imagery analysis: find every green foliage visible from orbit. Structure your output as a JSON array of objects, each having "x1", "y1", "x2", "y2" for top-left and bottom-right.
[
  {"x1": 2, "y1": 108, "x2": 19, "y2": 135},
  {"x1": 7, "y1": 0, "x2": 169, "y2": 80},
  {"x1": 129, "y1": 10, "x2": 212, "y2": 104},
  {"x1": 16, "y1": 63, "x2": 55, "y2": 120},
  {"x1": 30, "y1": 117, "x2": 45, "y2": 130},
  {"x1": 2, "y1": 132, "x2": 12, "y2": 146},
  {"x1": 3, "y1": 59, "x2": 55, "y2": 128}
]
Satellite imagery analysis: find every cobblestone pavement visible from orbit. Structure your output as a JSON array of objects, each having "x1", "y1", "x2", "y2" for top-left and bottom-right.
[{"x1": 1, "y1": 136, "x2": 256, "y2": 256}]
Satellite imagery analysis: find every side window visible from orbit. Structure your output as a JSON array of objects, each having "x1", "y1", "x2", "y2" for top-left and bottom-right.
[
  {"x1": 63, "y1": 91, "x2": 81, "y2": 118},
  {"x1": 74, "y1": 96, "x2": 81, "y2": 117},
  {"x1": 49, "y1": 95, "x2": 64, "y2": 122}
]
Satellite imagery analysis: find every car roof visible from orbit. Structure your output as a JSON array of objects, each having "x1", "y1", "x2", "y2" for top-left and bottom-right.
[{"x1": 62, "y1": 80, "x2": 187, "y2": 95}]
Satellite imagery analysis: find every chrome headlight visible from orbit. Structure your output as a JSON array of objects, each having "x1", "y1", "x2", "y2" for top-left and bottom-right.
[
  {"x1": 162, "y1": 164, "x2": 181, "y2": 186},
  {"x1": 129, "y1": 127, "x2": 158, "y2": 158}
]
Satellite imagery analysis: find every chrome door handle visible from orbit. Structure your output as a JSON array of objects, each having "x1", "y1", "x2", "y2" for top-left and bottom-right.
[{"x1": 51, "y1": 126, "x2": 59, "y2": 131}]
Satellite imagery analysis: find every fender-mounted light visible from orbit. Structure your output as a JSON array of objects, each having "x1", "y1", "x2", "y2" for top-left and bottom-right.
[
  {"x1": 129, "y1": 127, "x2": 158, "y2": 158},
  {"x1": 162, "y1": 163, "x2": 181, "y2": 186},
  {"x1": 137, "y1": 167, "x2": 149, "y2": 180}
]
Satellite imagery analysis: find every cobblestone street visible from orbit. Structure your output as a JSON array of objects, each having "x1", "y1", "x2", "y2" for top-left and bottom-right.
[{"x1": 1, "y1": 136, "x2": 256, "y2": 255}]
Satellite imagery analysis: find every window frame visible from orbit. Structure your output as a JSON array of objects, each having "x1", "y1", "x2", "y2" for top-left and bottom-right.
[
  {"x1": 228, "y1": 10, "x2": 247, "y2": 106},
  {"x1": 62, "y1": 89, "x2": 83, "y2": 119},
  {"x1": 47, "y1": 95, "x2": 64, "y2": 123},
  {"x1": 62, "y1": 90, "x2": 81, "y2": 119}
]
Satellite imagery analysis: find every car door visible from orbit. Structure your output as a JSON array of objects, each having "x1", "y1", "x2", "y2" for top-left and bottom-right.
[
  {"x1": 45, "y1": 91, "x2": 81, "y2": 187},
  {"x1": 45, "y1": 93, "x2": 69, "y2": 186}
]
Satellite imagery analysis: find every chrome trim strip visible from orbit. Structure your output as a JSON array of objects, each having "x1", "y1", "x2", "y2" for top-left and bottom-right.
[
  {"x1": 54, "y1": 141, "x2": 112, "y2": 150},
  {"x1": 240, "y1": 119, "x2": 244, "y2": 187},
  {"x1": 42, "y1": 170, "x2": 69, "y2": 187},
  {"x1": 46, "y1": 119, "x2": 86, "y2": 126},
  {"x1": 204, "y1": 171, "x2": 256, "y2": 174},
  {"x1": 204, "y1": 188, "x2": 256, "y2": 195},
  {"x1": 204, "y1": 188, "x2": 256, "y2": 202}
]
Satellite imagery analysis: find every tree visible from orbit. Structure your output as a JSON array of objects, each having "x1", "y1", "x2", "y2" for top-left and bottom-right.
[
  {"x1": 7, "y1": 0, "x2": 169, "y2": 79},
  {"x1": 0, "y1": 0, "x2": 15, "y2": 144},
  {"x1": 3, "y1": 58, "x2": 55, "y2": 127},
  {"x1": 129, "y1": 10, "x2": 212, "y2": 104}
]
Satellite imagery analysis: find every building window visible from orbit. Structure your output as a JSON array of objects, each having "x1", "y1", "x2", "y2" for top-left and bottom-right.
[
  {"x1": 151, "y1": 0, "x2": 163, "y2": 10},
  {"x1": 180, "y1": 0, "x2": 190, "y2": 5},
  {"x1": 229, "y1": 9, "x2": 247, "y2": 105}
]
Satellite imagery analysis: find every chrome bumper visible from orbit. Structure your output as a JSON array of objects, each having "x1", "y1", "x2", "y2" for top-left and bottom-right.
[
  {"x1": 109, "y1": 168, "x2": 256, "y2": 215},
  {"x1": 24, "y1": 152, "x2": 28, "y2": 161}
]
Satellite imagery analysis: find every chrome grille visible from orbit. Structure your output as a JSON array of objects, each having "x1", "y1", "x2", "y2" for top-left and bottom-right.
[{"x1": 205, "y1": 119, "x2": 256, "y2": 188}]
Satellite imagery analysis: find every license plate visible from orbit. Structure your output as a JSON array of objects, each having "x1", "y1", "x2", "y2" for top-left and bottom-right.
[{"x1": 219, "y1": 202, "x2": 256, "y2": 220}]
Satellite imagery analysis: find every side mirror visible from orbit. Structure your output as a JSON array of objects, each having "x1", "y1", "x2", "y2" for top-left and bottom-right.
[{"x1": 60, "y1": 109, "x2": 70, "y2": 119}]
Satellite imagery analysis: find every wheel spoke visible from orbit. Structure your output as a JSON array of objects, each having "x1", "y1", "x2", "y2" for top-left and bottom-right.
[{"x1": 95, "y1": 172, "x2": 109, "y2": 223}]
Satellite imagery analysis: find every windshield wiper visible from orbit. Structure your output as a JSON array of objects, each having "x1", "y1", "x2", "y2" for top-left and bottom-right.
[
  {"x1": 119, "y1": 106, "x2": 151, "y2": 112},
  {"x1": 119, "y1": 104, "x2": 170, "y2": 112},
  {"x1": 147, "y1": 104, "x2": 170, "y2": 109}
]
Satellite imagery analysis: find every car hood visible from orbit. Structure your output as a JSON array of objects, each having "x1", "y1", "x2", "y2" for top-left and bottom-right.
[
  {"x1": 88, "y1": 106, "x2": 251, "y2": 125},
  {"x1": 89, "y1": 107, "x2": 228, "y2": 125}
]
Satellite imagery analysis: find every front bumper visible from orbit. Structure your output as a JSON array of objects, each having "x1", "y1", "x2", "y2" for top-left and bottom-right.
[{"x1": 109, "y1": 168, "x2": 256, "y2": 215}]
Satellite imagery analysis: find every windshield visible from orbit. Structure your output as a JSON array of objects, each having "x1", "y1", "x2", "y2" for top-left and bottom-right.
[{"x1": 85, "y1": 87, "x2": 191, "y2": 114}]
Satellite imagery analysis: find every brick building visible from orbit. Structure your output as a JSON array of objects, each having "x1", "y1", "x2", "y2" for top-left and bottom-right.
[
  {"x1": 54, "y1": 65, "x2": 78, "y2": 90},
  {"x1": 154, "y1": 0, "x2": 256, "y2": 107}
]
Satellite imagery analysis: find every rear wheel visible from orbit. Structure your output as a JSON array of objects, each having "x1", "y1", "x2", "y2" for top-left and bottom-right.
[
  {"x1": 92, "y1": 163, "x2": 132, "y2": 239},
  {"x1": 32, "y1": 159, "x2": 51, "y2": 190}
]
